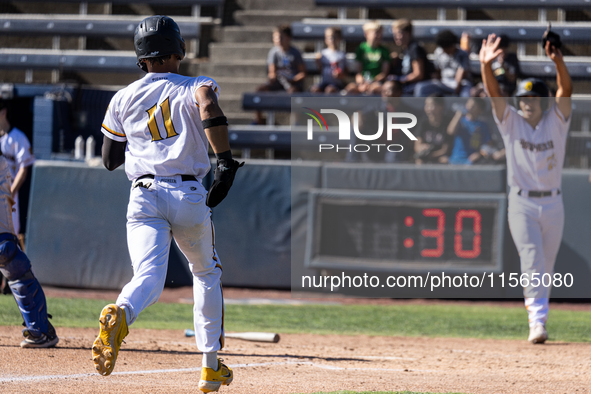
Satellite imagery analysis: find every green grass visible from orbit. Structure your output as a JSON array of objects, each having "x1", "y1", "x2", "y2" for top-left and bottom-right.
[{"x1": 1, "y1": 296, "x2": 590, "y2": 342}]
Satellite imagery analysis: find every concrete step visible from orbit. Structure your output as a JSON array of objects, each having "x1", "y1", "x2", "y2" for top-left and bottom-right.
[
  {"x1": 234, "y1": 10, "x2": 329, "y2": 27},
  {"x1": 218, "y1": 94, "x2": 246, "y2": 113},
  {"x1": 221, "y1": 26, "x2": 274, "y2": 43},
  {"x1": 200, "y1": 60, "x2": 267, "y2": 78},
  {"x1": 236, "y1": 0, "x2": 317, "y2": 11},
  {"x1": 226, "y1": 111, "x2": 256, "y2": 125},
  {"x1": 214, "y1": 77, "x2": 267, "y2": 95},
  {"x1": 209, "y1": 43, "x2": 271, "y2": 62}
]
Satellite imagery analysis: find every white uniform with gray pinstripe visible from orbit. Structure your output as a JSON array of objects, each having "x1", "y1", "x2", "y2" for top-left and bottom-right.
[
  {"x1": 101, "y1": 73, "x2": 224, "y2": 353},
  {"x1": 494, "y1": 102, "x2": 570, "y2": 328}
]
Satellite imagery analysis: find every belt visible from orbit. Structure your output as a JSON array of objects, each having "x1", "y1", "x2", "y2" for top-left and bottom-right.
[
  {"x1": 518, "y1": 189, "x2": 560, "y2": 198},
  {"x1": 137, "y1": 174, "x2": 198, "y2": 182}
]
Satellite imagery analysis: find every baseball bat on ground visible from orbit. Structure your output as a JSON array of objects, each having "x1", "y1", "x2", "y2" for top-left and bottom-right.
[{"x1": 185, "y1": 329, "x2": 280, "y2": 343}]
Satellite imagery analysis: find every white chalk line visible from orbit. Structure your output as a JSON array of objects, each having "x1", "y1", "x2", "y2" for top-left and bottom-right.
[{"x1": 0, "y1": 359, "x2": 435, "y2": 383}]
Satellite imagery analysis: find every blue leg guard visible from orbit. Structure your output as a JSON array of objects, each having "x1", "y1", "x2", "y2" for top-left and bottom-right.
[{"x1": 0, "y1": 233, "x2": 50, "y2": 336}]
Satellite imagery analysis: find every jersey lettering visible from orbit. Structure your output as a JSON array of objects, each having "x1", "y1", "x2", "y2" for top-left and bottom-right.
[
  {"x1": 146, "y1": 97, "x2": 179, "y2": 142},
  {"x1": 519, "y1": 139, "x2": 554, "y2": 152}
]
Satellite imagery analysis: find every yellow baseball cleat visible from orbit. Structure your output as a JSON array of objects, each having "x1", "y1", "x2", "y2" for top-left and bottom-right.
[
  {"x1": 92, "y1": 304, "x2": 129, "y2": 376},
  {"x1": 199, "y1": 359, "x2": 233, "y2": 392}
]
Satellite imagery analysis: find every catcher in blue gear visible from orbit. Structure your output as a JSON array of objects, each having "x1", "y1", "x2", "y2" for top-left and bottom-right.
[{"x1": 0, "y1": 99, "x2": 58, "y2": 348}]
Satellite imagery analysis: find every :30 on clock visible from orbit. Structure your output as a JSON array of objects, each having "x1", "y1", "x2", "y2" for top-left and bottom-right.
[{"x1": 306, "y1": 189, "x2": 506, "y2": 272}]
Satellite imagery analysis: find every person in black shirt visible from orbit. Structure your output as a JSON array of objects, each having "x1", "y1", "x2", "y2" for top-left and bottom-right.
[
  {"x1": 390, "y1": 19, "x2": 431, "y2": 96},
  {"x1": 414, "y1": 94, "x2": 453, "y2": 164}
]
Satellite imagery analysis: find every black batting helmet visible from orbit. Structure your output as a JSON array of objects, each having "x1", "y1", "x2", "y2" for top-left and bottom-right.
[
  {"x1": 515, "y1": 78, "x2": 549, "y2": 97},
  {"x1": 134, "y1": 15, "x2": 186, "y2": 72}
]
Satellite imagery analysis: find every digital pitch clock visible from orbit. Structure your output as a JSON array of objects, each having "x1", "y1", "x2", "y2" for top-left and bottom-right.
[{"x1": 305, "y1": 189, "x2": 507, "y2": 274}]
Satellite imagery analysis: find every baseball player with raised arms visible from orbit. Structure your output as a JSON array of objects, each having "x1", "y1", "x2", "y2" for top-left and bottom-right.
[
  {"x1": 94, "y1": 16, "x2": 242, "y2": 392},
  {"x1": 480, "y1": 34, "x2": 572, "y2": 344}
]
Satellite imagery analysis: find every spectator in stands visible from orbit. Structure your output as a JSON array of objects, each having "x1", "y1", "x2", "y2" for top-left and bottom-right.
[
  {"x1": 470, "y1": 83, "x2": 488, "y2": 98},
  {"x1": 415, "y1": 30, "x2": 472, "y2": 97},
  {"x1": 460, "y1": 31, "x2": 480, "y2": 55},
  {"x1": 389, "y1": 19, "x2": 431, "y2": 96},
  {"x1": 479, "y1": 124, "x2": 507, "y2": 164},
  {"x1": 490, "y1": 34, "x2": 521, "y2": 96},
  {"x1": 347, "y1": 80, "x2": 413, "y2": 162},
  {"x1": 254, "y1": 24, "x2": 306, "y2": 124},
  {"x1": 447, "y1": 97, "x2": 492, "y2": 164},
  {"x1": 311, "y1": 27, "x2": 347, "y2": 94},
  {"x1": 344, "y1": 21, "x2": 390, "y2": 95},
  {"x1": 414, "y1": 94, "x2": 453, "y2": 164}
]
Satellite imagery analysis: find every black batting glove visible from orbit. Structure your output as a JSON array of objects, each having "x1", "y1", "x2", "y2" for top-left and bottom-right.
[{"x1": 206, "y1": 159, "x2": 244, "y2": 208}]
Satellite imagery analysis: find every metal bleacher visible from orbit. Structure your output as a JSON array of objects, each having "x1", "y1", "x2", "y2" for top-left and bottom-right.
[
  {"x1": 0, "y1": 0, "x2": 222, "y2": 83},
  {"x1": 0, "y1": 14, "x2": 206, "y2": 39},
  {"x1": 314, "y1": 0, "x2": 590, "y2": 20},
  {"x1": 0, "y1": 14, "x2": 213, "y2": 75},
  {"x1": 239, "y1": 0, "x2": 591, "y2": 130},
  {"x1": 10, "y1": 0, "x2": 225, "y2": 19},
  {"x1": 292, "y1": 19, "x2": 591, "y2": 47}
]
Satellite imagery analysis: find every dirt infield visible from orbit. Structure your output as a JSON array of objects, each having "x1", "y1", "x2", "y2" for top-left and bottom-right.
[{"x1": 1, "y1": 287, "x2": 590, "y2": 393}]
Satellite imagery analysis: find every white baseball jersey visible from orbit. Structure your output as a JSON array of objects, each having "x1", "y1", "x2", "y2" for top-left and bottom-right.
[
  {"x1": 1, "y1": 127, "x2": 35, "y2": 180},
  {"x1": 101, "y1": 73, "x2": 219, "y2": 181},
  {"x1": 1, "y1": 127, "x2": 35, "y2": 234},
  {"x1": 495, "y1": 101, "x2": 570, "y2": 330},
  {"x1": 101, "y1": 72, "x2": 225, "y2": 355},
  {"x1": 494, "y1": 102, "x2": 570, "y2": 192}
]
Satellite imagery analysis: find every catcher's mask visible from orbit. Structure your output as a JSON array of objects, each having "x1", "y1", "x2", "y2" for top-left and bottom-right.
[
  {"x1": 134, "y1": 15, "x2": 186, "y2": 72},
  {"x1": 514, "y1": 78, "x2": 550, "y2": 112}
]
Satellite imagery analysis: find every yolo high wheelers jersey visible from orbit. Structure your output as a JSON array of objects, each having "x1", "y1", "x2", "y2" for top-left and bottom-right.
[
  {"x1": 494, "y1": 103, "x2": 571, "y2": 191},
  {"x1": 101, "y1": 73, "x2": 220, "y2": 181}
]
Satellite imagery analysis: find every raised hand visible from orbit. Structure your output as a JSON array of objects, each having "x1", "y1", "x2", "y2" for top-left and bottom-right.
[
  {"x1": 545, "y1": 40, "x2": 563, "y2": 63},
  {"x1": 479, "y1": 34, "x2": 503, "y2": 66}
]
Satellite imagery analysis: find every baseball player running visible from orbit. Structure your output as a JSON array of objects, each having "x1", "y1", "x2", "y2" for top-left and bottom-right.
[
  {"x1": 94, "y1": 16, "x2": 242, "y2": 392},
  {"x1": 480, "y1": 34, "x2": 572, "y2": 344},
  {"x1": 0, "y1": 101, "x2": 58, "y2": 348}
]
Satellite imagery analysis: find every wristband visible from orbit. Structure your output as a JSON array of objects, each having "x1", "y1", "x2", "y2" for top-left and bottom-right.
[
  {"x1": 202, "y1": 116, "x2": 228, "y2": 130},
  {"x1": 215, "y1": 150, "x2": 233, "y2": 161}
]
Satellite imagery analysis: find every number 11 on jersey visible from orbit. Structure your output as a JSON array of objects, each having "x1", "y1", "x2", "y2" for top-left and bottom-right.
[{"x1": 146, "y1": 97, "x2": 178, "y2": 141}]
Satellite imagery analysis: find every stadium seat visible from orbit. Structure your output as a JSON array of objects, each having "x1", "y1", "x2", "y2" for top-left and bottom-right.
[
  {"x1": 292, "y1": 19, "x2": 591, "y2": 45},
  {"x1": 0, "y1": 14, "x2": 207, "y2": 39}
]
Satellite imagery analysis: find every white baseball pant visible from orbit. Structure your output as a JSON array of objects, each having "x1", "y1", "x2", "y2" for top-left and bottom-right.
[
  {"x1": 116, "y1": 175, "x2": 224, "y2": 353},
  {"x1": 508, "y1": 188, "x2": 564, "y2": 327}
]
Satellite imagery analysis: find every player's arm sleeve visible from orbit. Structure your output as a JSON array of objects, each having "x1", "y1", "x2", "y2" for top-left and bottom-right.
[
  {"x1": 491, "y1": 103, "x2": 514, "y2": 136},
  {"x1": 101, "y1": 95, "x2": 126, "y2": 143},
  {"x1": 102, "y1": 136, "x2": 126, "y2": 171},
  {"x1": 194, "y1": 77, "x2": 221, "y2": 104},
  {"x1": 195, "y1": 80, "x2": 230, "y2": 157},
  {"x1": 551, "y1": 102, "x2": 572, "y2": 132}
]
